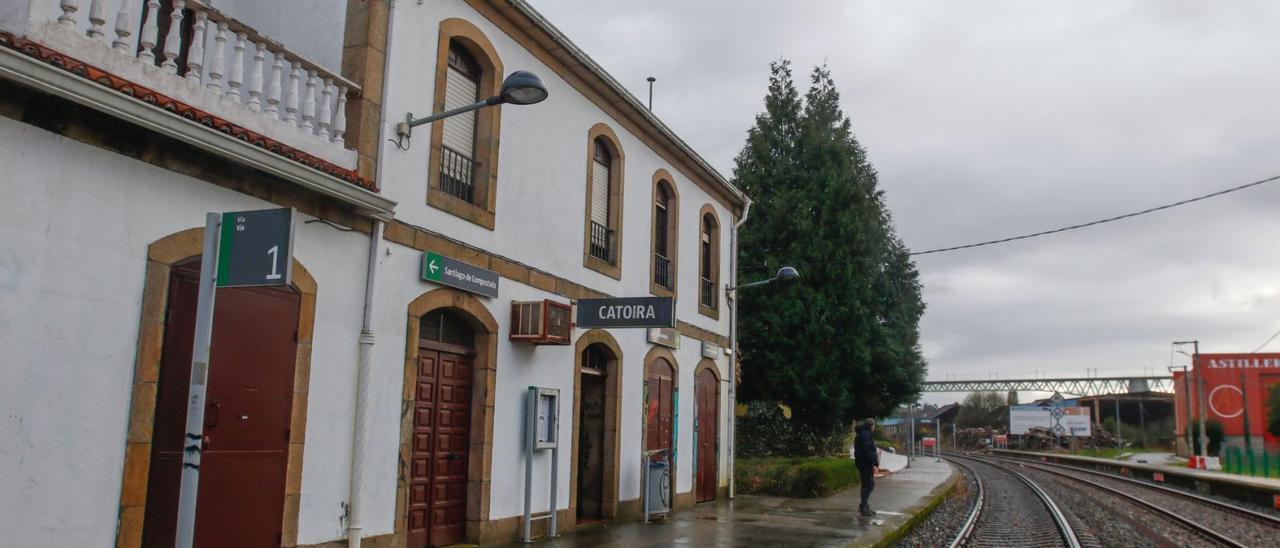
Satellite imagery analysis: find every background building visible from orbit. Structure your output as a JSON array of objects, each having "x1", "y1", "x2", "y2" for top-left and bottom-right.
[{"x1": 1174, "y1": 353, "x2": 1280, "y2": 455}]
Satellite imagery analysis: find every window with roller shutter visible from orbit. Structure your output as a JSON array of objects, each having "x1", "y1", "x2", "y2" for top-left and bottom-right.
[
  {"x1": 653, "y1": 183, "x2": 674, "y2": 291},
  {"x1": 440, "y1": 46, "x2": 481, "y2": 203},
  {"x1": 699, "y1": 208, "x2": 721, "y2": 316},
  {"x1": 425, "y1": 25, "x2": 504, "y2": 230},
  {"x1": 581, "y1": 124, "x2": 625, "y2": 279},
  {"x1": 588, "y1": 139, "x2": 615, "y2": 264}
]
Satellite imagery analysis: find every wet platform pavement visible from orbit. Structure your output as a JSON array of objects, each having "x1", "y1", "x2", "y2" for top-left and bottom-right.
[{"x1": 496, "y1": 458, "x2": 955, "y2": 547}]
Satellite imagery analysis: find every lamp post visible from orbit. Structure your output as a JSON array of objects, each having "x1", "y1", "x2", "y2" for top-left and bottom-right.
[
  {"x1": 1174, "y1": 340, "x2": 1206, "y2": 459},
  {"x1": 394, "y1": 70, "x2": 548, "y2": 147},
  {"x1": 725, "y1": 266, "x2": 800, "y2": 498},
  {"x1": 905, "y1": 402, "x2": 921, "y2": 467}
]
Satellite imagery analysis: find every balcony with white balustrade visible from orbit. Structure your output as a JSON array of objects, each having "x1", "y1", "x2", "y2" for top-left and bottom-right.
[{"x1": 0, "y1": 0, "x2": 382, "y2": 199}]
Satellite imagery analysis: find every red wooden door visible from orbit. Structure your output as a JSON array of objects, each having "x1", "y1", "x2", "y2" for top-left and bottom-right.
[
  {"x1": 645, "y1": 359, "x2": 674, "y2": 454},
  {"x1": 142, "y1": 261, "x2": 299, "y2": 547},
  {"x1": 695, "y1": 369, "x2": 719, "y2": 502},
  {"x1": 408, "y1": 348, "x2": 472, "y2": 547}
]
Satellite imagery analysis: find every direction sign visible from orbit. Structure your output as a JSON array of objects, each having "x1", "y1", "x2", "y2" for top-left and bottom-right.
[
  {"x1": 216, "y1": 208, "x2": 294, "y2": 287},
  {"x1": 576, "y1": 297, "x2": 674, "y2": 328},
  {"x1": 422, "y1": 251, "x2": 499, "y2": 298}
]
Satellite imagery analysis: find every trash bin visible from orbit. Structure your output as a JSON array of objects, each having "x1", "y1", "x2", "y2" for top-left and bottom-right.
[{"x1": 646, "y1": 458, "x2": 671, "y2": 514}]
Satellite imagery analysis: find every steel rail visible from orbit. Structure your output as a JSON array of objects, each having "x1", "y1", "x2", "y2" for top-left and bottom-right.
[
  {"x1": 993, "y1": 456, "x2": 1280, "y2": 529},
  {"x1": 945, "y1": 457, "x2": 985, "y2": 548},
  {"x1": 948, "y1": 454, "x2": 1083, "y2": 548},
  {"x1": 984, "y1": 456, "x2": 1247, "y2": 547}
]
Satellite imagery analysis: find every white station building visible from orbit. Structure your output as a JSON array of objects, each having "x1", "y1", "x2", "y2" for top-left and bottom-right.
[{"x1": 0, "y1": 1, "x2": 750, "y2": 546}]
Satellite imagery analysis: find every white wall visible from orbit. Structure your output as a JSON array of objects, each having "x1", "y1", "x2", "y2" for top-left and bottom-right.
[
  {"x1": 380, "y1": 0, "x2": 736, "y2": 338},
  {"x1": 0, "y1": 0, "x2": 739, "y2": 544},
  {"x1": 0, "y1": 116, "x2": 371, "y2": 547},
  {"x1": 363, "y1": 248, "x2": 728, "y2": 524},
  {"x1": 363, "y1": 0, "x2": 740, "y2": 528}
]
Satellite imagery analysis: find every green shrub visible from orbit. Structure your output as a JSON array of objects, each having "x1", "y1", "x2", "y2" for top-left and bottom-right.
[
  {"x1": 734, "y1": 457, "x2": 859, "y2": 498},
  {"x1": 735, "y1": 401, "x2": 853, "y2": 457},
  {"x1": 1267, "y1": 384, "x2": 1280, "y2": 439}
]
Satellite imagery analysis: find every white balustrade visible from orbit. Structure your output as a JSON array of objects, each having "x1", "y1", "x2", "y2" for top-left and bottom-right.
[
  {"x1": 86, "y1": 0, "x2": 107, "y2": 40},
  {"x1": 159, "y1": 0, "x2": 184, "y2": 73},
  {"x1": 265, "y1": 54, "x2": 284, "y2": 115},
  {"x1": 58, "y1": 0, "x2": 78, "y2": 28},
  {"x1": 300, "y1": 71, "x2": 317, "y2": 131},
  {"x1": 284, "y1": 62, "x2": 302, "y2": 123},
  {"x1": 206, "y1": 22, "x2": 229, "y2": 92},
  {"x1": 137, "y1": 0, "x2": 160, "y2": 62},
  {"x1": 246, "y1": 42, "x2": 266, "y2": 111},
  {"x1": 332, "y1": 86, "x2": 348, "y2": 145},
  {"x1": 46, "y1": 0, "x2": 360, "y2": 147},
  {"x1": 184, "y1": 11, "x2": 207, "y2": 84},
  {"x1": 111, "y1": 0, "x2": 134, "y2": 53},
  {"x1": 315, "y1": 79, "x2": 333, "y2": 138},
  {"x1": 226, "y1": 32, "x2": 246, "y2": 99}
]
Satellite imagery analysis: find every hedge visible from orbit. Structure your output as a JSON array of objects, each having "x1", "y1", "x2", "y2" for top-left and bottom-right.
[{"x1": 734, "y1": 457, "x2": 860, "y2": 498}]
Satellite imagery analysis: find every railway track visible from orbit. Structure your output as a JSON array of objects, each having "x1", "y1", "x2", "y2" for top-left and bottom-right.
[
  {"x1": 987, "y1": 454, "x2": 1280, "y2": 547},
  {"x1": 944, "y1": 455, "x2": 1083, "y2": 547}
]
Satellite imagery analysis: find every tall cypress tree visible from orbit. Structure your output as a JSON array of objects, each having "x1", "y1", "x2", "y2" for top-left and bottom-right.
[{"x1": 734, "y1": 62, "x2": 926, "y2": 442}]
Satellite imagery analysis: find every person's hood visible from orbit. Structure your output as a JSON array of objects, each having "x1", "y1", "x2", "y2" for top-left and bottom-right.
[{"x1": 854, "y1": 423, "x2": 869, "y2": 434}]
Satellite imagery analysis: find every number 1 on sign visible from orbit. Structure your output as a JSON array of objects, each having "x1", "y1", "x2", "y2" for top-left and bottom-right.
[{"x1": 266, "y1": 245, "x2": 282, "y2": 280}]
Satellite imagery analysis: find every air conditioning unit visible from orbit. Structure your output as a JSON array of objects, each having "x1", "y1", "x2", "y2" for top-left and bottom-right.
[{"x1": 510, "y1": 299, "x2": 572, "y2": 345}]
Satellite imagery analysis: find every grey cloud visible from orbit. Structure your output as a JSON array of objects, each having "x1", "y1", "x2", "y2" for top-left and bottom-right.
[{"x1": 528, "y1": 1, "x2": 1280, "y2": 402}]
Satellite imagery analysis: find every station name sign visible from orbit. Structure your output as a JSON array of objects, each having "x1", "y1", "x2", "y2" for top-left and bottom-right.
[{"x1": 576, "y1": 297, "x2": 674, "y2": 328}]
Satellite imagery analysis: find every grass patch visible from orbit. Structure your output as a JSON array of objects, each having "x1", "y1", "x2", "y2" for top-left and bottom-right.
[
  {"x1": 1075, "y1": 447, "x2": 1131, "y2": 460},
  {"x1": 734, "y1": 457, "x2": 859, "y2": 498}
]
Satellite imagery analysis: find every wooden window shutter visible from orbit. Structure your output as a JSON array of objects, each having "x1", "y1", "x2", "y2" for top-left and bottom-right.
[
  {"x1": 591, "y1": 143, "x2": 611, "y2": 226},
  {"x1": 441, "y1": 65, "x2": 479, "y2": 159}
]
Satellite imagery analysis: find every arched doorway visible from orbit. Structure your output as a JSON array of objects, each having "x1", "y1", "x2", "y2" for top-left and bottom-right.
[
  {"x1": 409, "y1": 309, "x2": 476, "y2": 547},
  {"x1": 571, "y1": 332, "x2": 624, "y2": 522},
  {"x1": 645, "y1": 355, "x2": 676, "y2": 459},
  {"x1": 577, "y1": 344, "x2": 608, "y2": 520},
  {"x1": 398, "y1": 289, "x2": 498, "y2": 547},
  {"x1": 140, "y1": 258, "x2": 303, "y2": 546},
  {"x1": 695, "y1": 364, "x2": 720, "y2": 503},
  {"x1": 118, "y1": 227, "x2": 315, "y2": 548}
]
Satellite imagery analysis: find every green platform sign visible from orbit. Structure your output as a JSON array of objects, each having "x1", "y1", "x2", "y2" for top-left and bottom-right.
[
  {"x1": 422, "y1": 251, "x2": 499, "y2": 298},
  {"x1": 216, "y1": 208, "x2": 294, "y2": 287}
]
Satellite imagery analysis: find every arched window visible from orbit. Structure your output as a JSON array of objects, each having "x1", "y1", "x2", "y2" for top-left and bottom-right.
[
  {"x1": 589, "y1": 139, "x2": 613, "y2": 262},
  {"x1": 650, "y1": 174, "x2": 679, "y2": 295},
  {"x1": 439, "y1": 44, "x2": 481, "y2": 203},
  {"x1": 582, "y1": 124, "x2": 625, "y2": 279},
  {"x1": 699, "y1": 208, "x2": 720, "y2": 315},
  {"x1": 427, "y1": 19, "x2": 504, "y2": 230}
]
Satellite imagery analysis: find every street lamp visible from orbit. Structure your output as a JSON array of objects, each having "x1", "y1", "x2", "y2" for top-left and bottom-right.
[
  {"x1": 1173, "y1": 340, "x2": 1206, "y2": 460},
  {"x1": 725, "y1": 266, "x2": 800, "y2": 498},
  {"x1": 725, "y1": 266, "x2": 799, "y2": 292},
  {"x1": 394, "y1": 70, "x2": 549, "y2": 147}
]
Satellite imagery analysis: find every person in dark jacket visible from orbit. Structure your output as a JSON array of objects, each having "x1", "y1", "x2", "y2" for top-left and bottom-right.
[{"x1": 853, "y1": 418, "x2": 879, "y2": 516}]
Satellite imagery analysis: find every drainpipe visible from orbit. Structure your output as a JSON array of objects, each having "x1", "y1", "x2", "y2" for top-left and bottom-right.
[
  {"x1": 726, "y1": 199, "x2": 752, "y2": 499},
  {"x1": 347, "y1": 219, "x2": 382, "y2": 548},
  {"x1": 348, "y1": 2, "x2": 397, "y2": 547}
]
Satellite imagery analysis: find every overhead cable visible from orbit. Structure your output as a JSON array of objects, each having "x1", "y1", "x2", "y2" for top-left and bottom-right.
[{"x1": 910, "y1": 173, "x2": 1280, "y2": 256}]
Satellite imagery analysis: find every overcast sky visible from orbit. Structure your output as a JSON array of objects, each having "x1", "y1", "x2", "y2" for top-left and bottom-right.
[{"x1": 530, "y1": 1, "x2": 1280, "y2": 403}]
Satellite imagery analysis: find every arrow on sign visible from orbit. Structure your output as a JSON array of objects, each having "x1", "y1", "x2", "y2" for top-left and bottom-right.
[{"x1": 428, "y1": 259, "x2": 440, "y2": 275}]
